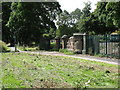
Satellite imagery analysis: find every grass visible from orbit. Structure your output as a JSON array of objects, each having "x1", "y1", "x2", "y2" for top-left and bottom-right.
[
  {"x1": 0, "y1": 40, "x2": 11, "y2": 52},
  {"x1": 2, "y1": 53, "x2": 119, "y2": 88},
  {"x1": 59, "y1": 49, "x2": 75, "y2": 55},
  {"x1": 18, "y1": 46, "x2": 39, "y2": 51},
  {"x1": 94, "y1": 53, "x2": 120, "y2": 59}
]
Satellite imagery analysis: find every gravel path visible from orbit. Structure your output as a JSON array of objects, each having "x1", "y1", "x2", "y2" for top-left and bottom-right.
[{"x1": 19, "y1": 51, "x2": 119, "y2": 65}]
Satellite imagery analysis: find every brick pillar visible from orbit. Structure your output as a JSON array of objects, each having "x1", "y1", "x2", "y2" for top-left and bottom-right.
[
  {"x1": 61, "y1": 35, "x2": 68, "y2": 49},
  {"x1": 82, "y1": 33, "x2": 87, "y2": 54}
]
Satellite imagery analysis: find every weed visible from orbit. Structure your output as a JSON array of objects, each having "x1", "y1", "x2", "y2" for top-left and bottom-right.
[
  {"x1": 0, "y1": 40, "x2": 11, "y2": 52},
  {"x1": 59, "y1": 49, "x2": 75, "y2": 55}
]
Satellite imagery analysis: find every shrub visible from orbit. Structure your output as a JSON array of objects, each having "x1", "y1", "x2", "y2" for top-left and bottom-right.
[
  {"x1": 50, "y1": 42, "x2": 57, "y2": 51},
  {"x1": 59, "y1": 49, "x2": 75, "y2": 55},
  {"x1": 18, "y1": 46, "x2": 39, "y2": 51},
  {"x1": 0, "y1": 40, "x2": 10, "y2": 52}
]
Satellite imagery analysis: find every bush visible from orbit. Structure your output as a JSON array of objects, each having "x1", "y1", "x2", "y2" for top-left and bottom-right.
[
  {"x1": 59, "y1": 49, "x2": 75, "y2": 55},
  {"x1": 50, "y1": 42, "x2": 56, "y2": 50},
  {"x1": 50, "y1": 41, "x2": 62, "y2": 51},
  {"x1": 24, "y1": 47, "x2": 39, "y2": 51},
  {"x1": 0, "y1": 40, "x2": 10, "y2": 52},
  {"x1": 18, "y1": 46, "x2": 39, "y2": 51}
]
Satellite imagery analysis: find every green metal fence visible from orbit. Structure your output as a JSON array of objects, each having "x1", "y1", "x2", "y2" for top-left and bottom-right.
[{"x1": 86, "y1": 34, "x2": 120, "y2": 58}]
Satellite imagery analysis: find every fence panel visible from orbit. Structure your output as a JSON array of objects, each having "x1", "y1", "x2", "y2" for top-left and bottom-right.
[{"x1": 86, "y1": 34, "x2": 120, "y2": 58}]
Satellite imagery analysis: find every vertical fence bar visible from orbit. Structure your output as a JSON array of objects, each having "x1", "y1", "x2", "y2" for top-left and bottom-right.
[
  {"x1": 103, "y1": 35, "x2": 106, "y2": 55},
  {"x1": 105, "y1": 34, "x2": 107, "y2": 55},
  {"x1": 0, "y1": 2, "x2": 2, "y2": 90},
  {"x1": 118, "y1": 34, "x2": 120, "y2": 58}
]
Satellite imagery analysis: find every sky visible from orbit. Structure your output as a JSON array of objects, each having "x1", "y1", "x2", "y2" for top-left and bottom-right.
[{"x1": 57, "y1": 0, "x2": 101, "y2": 13}]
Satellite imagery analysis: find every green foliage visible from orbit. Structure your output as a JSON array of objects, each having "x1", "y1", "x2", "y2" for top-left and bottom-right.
[
  {"x1": 88, "y1": 47, "x2": 93, "y2": 55},
  {"x1": 0, "y1": 40, "x2": 10, "y2": 52},
  {"x1": 59, "y1": 49, "x2": 75, "y2": 55},
  {"x1": 93, "y1": 2, "x2": 117, "y2": 34},
  {"x1": 56, "y1": 10, "x2": 71, "y2": 37},
  {"x1": 106, "y1": 2, "x2": 120, "y2": 28},
  {"x1": 77, "y1": 2, "x2": 93, "y2": 34},
  {"x1": 5, "y1": 2, "x2": 62, "y2": 45},
  {"x1": 82, "y1": 2, "x2": 91, "y2": 17},
  {"x1": 56, "y1": 9, "x2": 81, "y2": 37},
  {"x1": 2, "y1": 2, "x2": 12, "y2": 43},
  {"x1": 18, "y1": 46, "x2": 39, "y2": 51},
  {"x1": 115, "y1": 30, "x2": 120, "y2": 34},
  {"x1": 56, "y1": 24, "x2": 73, "y2": 37},
  {"x1": 49, "y1": 28, "x2": 56, "y2": 38},
  {"x1": 56, "y1": 1, "x2": 119, "y2": 35},
  {"x1": 50, "y1": 41, "x2": 56, "y2": 50},
  {"x1": 43, "y1": 34, "x2": 50, "y2": 37},
  {"x1": 2, "y1": 1, "x2": 120, "y2": 47},
  {"x1": 71, "y1": 8, "x2": 82, "y2": 22},
  {"x1": 2, "y1": 72, "x2": 23, "y2": 88},
  {"x1": 76, "y1": 1, "x2": 118, "y2": 34},
  {"x1": 56, "y1": 29, "x2": 61, "y2": 37}
]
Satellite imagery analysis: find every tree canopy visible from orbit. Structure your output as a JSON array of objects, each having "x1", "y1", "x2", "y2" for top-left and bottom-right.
[
  {"x1": 106, "y1": 2, "x2": 120, "y2": 28},
  {"x1": 7, "y1": 2, "x2": 61, "y2": 45},
  {"x1": 77, "y1": 2, "x2": 92, "y2": 34},
  {"x1": 2, "y1": 2, "x2": 12, "y2": 43},
  {"x1": 2, "y1": 1, "x2": 120, "y2": 46},
  {"x1": 56, "y1": 8, "x2": 82, "y2": 37}
]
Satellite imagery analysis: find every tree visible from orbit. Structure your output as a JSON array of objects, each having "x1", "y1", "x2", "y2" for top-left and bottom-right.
[
  {"x1": 56, "y1": 9, "x2": 82, "y2": 37},
  {"x1": 6, "y1": 2, "x2": 62, "y2": 45},
  {"x1": 2, "y1": 2, "x2": 12, "y2": 43},
  {"x1": 93, "y1": 2, "x2": 117, "y2": 34},
  {"x1": 77, "y1": 1, "x2": 118, "y2": 35},
  {"x1": 56, "y1": 10, "x2": 73, "y2": 37},
  {"x1": 77, "y1": 2, "x2": 92, "y2": 34},
  {"x1": 70, "y1": 8, "x2": 82, "y2": 24},
  {"x1": 106, "y1": 2, "x2": 120, "y2": 29},
  {"x1": 70, "y1": 8, "x2": 82, "y2": 32}
]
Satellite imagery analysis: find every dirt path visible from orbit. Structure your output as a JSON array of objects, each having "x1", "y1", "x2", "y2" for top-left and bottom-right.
[{"x1": 19, "y1": 51, "x2": 119, "y2": 65}]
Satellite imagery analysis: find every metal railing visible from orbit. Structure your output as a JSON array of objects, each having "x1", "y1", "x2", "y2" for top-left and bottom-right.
[{"x1": 86, "y1": 34, "x2": 120, "y2": 58}]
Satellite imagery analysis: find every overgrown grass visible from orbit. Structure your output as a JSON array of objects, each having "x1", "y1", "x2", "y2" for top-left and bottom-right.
[
  {"x1": 94, "y1": 53, "x2": 120, "y2": 59},
  {"x1": 0, "y1": 40, "x2": 10, "y2": 52},
  {"x1": 2, "y1": 53, "x2": 119, "y2": 88},
  {"x1": 59, "y1": 49, "x2": 75, "y2": 55},
  {"x1": 18, "y1": 46, "x2": 39, "y2": 51},
  {"x1": 50, "y1": 42, "x2": 59, "y2": 51}
]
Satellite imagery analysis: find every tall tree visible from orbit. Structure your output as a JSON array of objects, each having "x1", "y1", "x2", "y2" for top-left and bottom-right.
[
  {"x1": 77, "y1": 2, "x2": 92, "y2": 34},
  {"x1": 93, "y1": 2, "x2": 117, "y2": 34},
  {"x1": 106, "y1": 2, "x2": 120, "y2": 29},
  {"x1": 70, "y1": 8, "x2": 82, "y2": 24},
  {"x1": 7, "y1": 2, "x2": 62, "y2": 45},
  {"x1": 70, "y1": 8, "x2": 82, "y2": 32},
  {"x1": 56, "y1": 9, "x2": 82, "y2": 37},
  {"x1": 56, "y1": 10, "x2": 73, "y2": 37},
  {"x1": 2, "y1": 2, "x2": 12, "y2": 43}
]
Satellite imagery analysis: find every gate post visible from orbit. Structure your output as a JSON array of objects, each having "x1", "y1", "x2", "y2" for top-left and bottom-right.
[
  {"x1": 61, "y1": 35, "x2": 68, "y2": 49},
  {"x1": 73, "y1": 33, "x2": 84, "y2": 53},
  {"x1": 82, "y1": 33, "x2": 87, "y2": 54}
]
